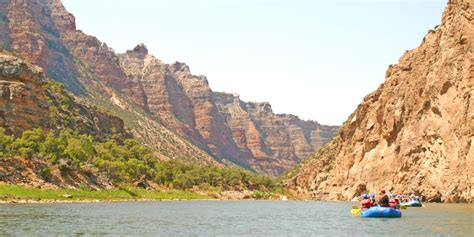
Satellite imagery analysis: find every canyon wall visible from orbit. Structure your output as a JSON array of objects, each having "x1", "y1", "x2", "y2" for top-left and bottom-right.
[
  {"x1": 0, "y1": 51, "x2": 126, "y2": 137},
  {"x1": 119, "y1": 47, "x2": 338, "y2": 175},
  {"x1": 286, "y1": 0, "x2": 473, "y2": 202},
  {"x1": 0, "y1": 52, "x2": 49, "y2": 135}
]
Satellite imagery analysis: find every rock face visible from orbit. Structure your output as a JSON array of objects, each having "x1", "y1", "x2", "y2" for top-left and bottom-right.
[
  {"x1": 2, "y1": 0, "x2": 85, "y2": 95},
  {"x1": 118, "y1": 48, "x2": 338, "y2": 175},
  {"x1": 0, "y1": 52, "x2": 49, "y2": 135},
  {"x1": 286, "y1": 0, "x2": 473, "y2": 202},
  {"x1": 213, "y1": 92, "x2": 338, "y2": 175},
  {"x1": 0, "y1": 0, "x2": 338, "y2": 175},
  {"x1": 0, "y1": 51, "x2": 126, "y2": 137}
]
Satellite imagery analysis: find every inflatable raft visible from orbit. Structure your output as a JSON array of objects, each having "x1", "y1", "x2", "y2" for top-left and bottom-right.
[
  {"x1": 400, "y1": 200, "x2": 422, "y2": 207},
  {"x1": 360, "y1": 206, "x2": 402, "y2": 218}
]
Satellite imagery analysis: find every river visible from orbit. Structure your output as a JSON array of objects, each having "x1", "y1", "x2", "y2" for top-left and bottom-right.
[{"x1": 1, "y1": 201, "x2": 472, "y2": 236}]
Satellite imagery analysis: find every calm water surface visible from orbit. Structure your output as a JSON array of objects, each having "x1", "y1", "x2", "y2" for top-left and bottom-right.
[{"x1": 0, "y1": 201, "x2": 472, "y2": 236}]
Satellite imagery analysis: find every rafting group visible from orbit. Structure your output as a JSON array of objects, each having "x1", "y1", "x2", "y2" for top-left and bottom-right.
[{"x1": 351, "y1": 189, "x2": 424, "y2": 218}]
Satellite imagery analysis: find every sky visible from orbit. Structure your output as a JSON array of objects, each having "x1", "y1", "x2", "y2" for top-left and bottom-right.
[{"x1": 62, "y1": 0, "x2": 446, "y2": 126}]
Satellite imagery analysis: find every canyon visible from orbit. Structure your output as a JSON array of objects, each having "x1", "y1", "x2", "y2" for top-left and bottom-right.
[
  {"x1": 1, "y1": 0, "x2": 471, "y2": 203},
  {"x1": 0, "y1": 0, "x2": 337, "y2": 175}
]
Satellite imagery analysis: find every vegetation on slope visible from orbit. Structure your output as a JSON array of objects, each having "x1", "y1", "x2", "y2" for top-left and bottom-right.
[{"x1": 0, "y1": 128, "x2": 279, "y2": 193}]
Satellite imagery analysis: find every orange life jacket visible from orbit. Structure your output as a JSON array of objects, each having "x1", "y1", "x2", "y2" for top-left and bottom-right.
[{"x1": 361, "y1": 199, "x2": 373, "y2": 209}]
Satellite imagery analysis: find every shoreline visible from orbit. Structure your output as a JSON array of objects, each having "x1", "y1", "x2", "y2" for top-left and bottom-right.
[
  {"x1": 2, "y1": 185, "x2": 470, "y2": 204},
  {"x1": 0, "y1": 197, "x2": 290, "y2": 204},
  {"x1": 0, "y1": 198, "x2": 219, "y2": 204},
  {"x1": 2, "y1": 198, "x2": 472, "y2": 205},
  {"x1": 0, "y1": 184, "x2": 287, "y2": 204},
  {"x1": 3, "y1": 199, "x2": 473, "y2": 205}
]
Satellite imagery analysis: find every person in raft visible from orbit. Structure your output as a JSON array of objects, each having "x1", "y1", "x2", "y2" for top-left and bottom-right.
[
  {"x1": 389, "y1": 194, "x2": 399, "y2": 209},
  {"x1": 361, "y1": 194, "x2": 373, "y2": 210},
  {"x1": 378, "y1": 189, "x2": 390, "y2": 207},
  {"x1": 370, "y1": 194, "x2": 376, "y2": 203}
]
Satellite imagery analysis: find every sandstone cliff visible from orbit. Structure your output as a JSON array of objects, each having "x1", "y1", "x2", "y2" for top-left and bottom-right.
[
  {"x1": 118, "y1": 47, "x2": 338, "y2": 175},
  {"x1": 1, "y1": 0, "x2": 85, "y2": 94},
  {"x1": 0, "y1": 52, "x2": 49, "y2": 135},
  {"x1": 0, "y1": 51, "x2": 125, "y2": 137},
  {"x1": 286, "y1": 0, "x2": 473, "y2": 202},
  {"x1": 213, "y1": 92, "x2": 338, "y2": 175}
]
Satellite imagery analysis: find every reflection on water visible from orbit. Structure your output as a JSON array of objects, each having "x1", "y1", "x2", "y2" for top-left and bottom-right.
[{"x1": 0, "y1": 201, "x2": 473, "y2": 236}]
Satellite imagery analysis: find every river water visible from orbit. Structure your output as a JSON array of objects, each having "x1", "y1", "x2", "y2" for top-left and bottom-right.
[{"x1": 0, "y1": 201, "x2": 472, "y2": 236}]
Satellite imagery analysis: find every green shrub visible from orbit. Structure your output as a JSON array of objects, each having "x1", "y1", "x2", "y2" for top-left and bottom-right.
[
  {"x1": 252, "y1": 191, "x2": 271, "y2": 200},
  {"x1": 0, "y1": 127, "x2": 278, "y2": 192},
  {"x1": 11, "y1": 128, "x2": 44, "y2": 158},
  {"x1": 39, "y1": 166, "x2": 51, "y2": 179},
  {"x1": 0, "y1": 128, "x2": 13, "y2": 155}
]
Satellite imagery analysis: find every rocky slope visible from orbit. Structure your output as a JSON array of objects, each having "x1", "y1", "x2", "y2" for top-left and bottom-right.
[
  {"x1": 0, "y1": 51, "x2": 127, "y2": 189},
  {"x1": 118, "y1": 46, "x2": 338, "y2": 175},
  {"x1": 0, "y1": 51, "x2": 124, "y2": 137},
  {"x1": 286, "y1": 0, "x2": 473, "y2": 202},
  {"x1": 0, "y1": 0, "x2": 337, "y2": 175}
]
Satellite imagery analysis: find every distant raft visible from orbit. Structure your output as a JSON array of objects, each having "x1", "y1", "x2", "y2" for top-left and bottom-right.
[
  {"x1": 360, "y1": 206, "x2": 402, "y2": 218},
  {"x1": 400, "y1": 200, "x2": 423, "y2": 207}
]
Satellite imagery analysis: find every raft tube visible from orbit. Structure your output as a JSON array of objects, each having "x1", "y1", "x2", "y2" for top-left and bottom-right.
[
  {"x1": 360, "y1": 206, "x2": 402, "y2": 218},
  {"x1": 400, "y1": 200, "x2": 422, "y2": 207}
]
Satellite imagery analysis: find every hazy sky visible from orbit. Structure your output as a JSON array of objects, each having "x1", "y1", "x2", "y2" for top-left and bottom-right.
[{"x1": 62, "y1": 0, "x2": 446, "y2": 126}]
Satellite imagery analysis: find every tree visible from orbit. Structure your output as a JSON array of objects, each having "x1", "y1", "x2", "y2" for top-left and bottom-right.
[
  {"x1": 64, "y1": 134, "x2": 94, "y2": 166},
  {"x1": 12, "y1": 128, "x2": 44, "y2": 158},
  {"x1": 40, "y1": 131, "x2": 66, "y2": 163},
  {"x1": 0, "y1": 128, "x2": 13, "y2": 156}
]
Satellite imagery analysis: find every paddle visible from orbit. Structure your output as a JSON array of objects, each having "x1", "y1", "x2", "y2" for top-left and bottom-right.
[
  {"x1": 351, "y1": 206, "x2": 361, "y2": 216},
  {"x1": 400, "y1": 205, "x2": 407, "y2": 209}
]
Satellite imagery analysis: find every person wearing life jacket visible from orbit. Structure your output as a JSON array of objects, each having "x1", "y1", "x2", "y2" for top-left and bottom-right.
[
  {"x1": 389, "y1": 193, "x2": 398, "y2": 209},
  {"x1": 378, "y1": 189, "x2": 390, "y2": 207},
  {"x1": 402, "y1": 195, "x2": 409, "y2": 202},
  {"x1": 394, "y1": 194, "x2": 401, "y2": 205},
  {"x1": 361, "y1": 194, "x2": 373, "y2": 210},
  {"x1": 370, "y1": 194, "x2": 376, "y2": 203}
]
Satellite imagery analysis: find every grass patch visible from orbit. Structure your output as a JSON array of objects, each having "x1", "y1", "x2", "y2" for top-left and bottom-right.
[{"x1": 0, "y1": 184, "x2": 211, "y2": 202}]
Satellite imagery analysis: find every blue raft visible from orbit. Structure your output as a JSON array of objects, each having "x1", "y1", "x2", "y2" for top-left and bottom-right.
[{"x1": 360, "y1": 206, "x2": 402, "y2": 218}]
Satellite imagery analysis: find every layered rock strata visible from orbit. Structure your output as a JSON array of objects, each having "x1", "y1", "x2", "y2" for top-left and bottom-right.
[{"x1": 118, "y1": 47, "x2": 338, "y2": 175}]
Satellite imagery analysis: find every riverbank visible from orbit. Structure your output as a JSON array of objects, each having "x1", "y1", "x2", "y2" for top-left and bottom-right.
[
  {"x1": 0, "y1": 184, "x2": 213, "y2": 203},
  {"x1": 0, "y1": 184, "x2": 287, "y2": 203}
]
